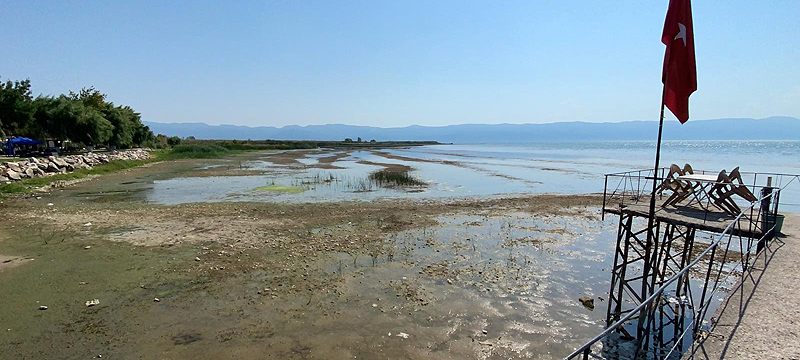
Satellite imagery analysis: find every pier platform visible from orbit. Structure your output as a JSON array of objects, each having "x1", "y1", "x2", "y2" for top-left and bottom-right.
[{"x1": 603, "y1": 198, "x2": 765, "y2": 239}]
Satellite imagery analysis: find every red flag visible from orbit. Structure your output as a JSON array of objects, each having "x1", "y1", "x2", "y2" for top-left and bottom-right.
[{"x1": 661, "y1": 0, "x2": 697, "y2": 123}]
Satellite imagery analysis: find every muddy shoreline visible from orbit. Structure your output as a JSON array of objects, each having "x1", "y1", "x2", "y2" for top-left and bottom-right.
[{"x1": 0, "y1": 189, "x2": 607, "y2": 359}]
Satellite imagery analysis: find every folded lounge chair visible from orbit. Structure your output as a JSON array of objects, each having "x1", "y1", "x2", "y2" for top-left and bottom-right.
[
  {"x1": 659, "y1": 164, "x2": 693, "y2": 207},
  {"x1": 710, "y1": 167, "x2": 757, "y2": 216}
]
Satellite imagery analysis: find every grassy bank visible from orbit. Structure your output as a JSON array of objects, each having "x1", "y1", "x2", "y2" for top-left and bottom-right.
[
  {"x1": 159, "y1": 144, "x2": 232, "y2": 159},
  {"x1": 0, "y1": 158, "x2": 155, "y2": 195},
  {"x1": 0, "y1": 144, "x2": 234, "y2": 196}
]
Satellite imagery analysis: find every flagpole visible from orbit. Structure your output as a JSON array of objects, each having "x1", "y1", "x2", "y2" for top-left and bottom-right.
[{"x1": 635, "y1": 74, "x2": 669, "y2": 345}]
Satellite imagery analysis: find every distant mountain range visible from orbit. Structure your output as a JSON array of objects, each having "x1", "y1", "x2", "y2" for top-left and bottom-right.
[{"x1": 145, "y1": 116, "x2": 800, "y2": 143}]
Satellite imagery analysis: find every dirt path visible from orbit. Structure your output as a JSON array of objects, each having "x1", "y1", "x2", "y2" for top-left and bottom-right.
[{"x1": 698, "y1": 214, "x2": 800, "y2": 359}]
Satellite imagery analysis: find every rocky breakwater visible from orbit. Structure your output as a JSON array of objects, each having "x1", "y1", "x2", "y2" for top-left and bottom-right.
[{"x1": 0, "y1": 149, "x2": 150, "y2": 183}]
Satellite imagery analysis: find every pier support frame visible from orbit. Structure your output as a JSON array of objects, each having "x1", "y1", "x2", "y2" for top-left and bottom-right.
[{"x1": 605, "y1": 212, "x2": 697, "y2": 357}]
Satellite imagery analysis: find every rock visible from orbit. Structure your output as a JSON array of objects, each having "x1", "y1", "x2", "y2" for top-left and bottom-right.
[
  {"x1": 85, "y1": 299, "x2": 100, "y2": 307},
  {"x1": 84, "y1": 245, "x2": 92, "y2": 250},
  {"x1": 46, "y1": 162, "x2": 60, "y2": 173},
  {"x1": 38, "y1": 305, "x2": 48, "y2": 310},
  {"x1": 7, "y1": 163, "x2": 21, "y2": 173},
  {"x1": 6, "y1": 170, "x2": 21, "y2": 181},
  {"x1": 0, "y1": 176, "x2": 8, "y2": 182},
  {"x1": 153, "y1": 297, "x2": 160, "y2": 302},
  {"x1": 47, "y1": 203, "x2": 54, "y2": 206},
  {"x1": 579, "y1": 295, "x2": 595, "y2": 310},
  {"x1": 396, "y1": 332, "x2": 410, "y2": 339},
  {"x1": 24, "y1": 167, "x2": 35, "y2": 178},
  {"x1": 52, "y1": 158, "x2": 68, "y2": 168},
  {"x1": 195, "y1": 257, "x2": 201, "y2": 261},
  {"x1": 83, "y1": 222, "x2": 92, "y2": 227}
]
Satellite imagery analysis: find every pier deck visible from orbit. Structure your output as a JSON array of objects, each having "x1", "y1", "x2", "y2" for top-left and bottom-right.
[{"x1": 603, "y1": 198, "x2": 765, "y2": 238}]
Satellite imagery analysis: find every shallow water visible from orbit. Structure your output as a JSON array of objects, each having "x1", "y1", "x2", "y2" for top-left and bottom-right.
[
  {"x1": 131, "y1": 141, "x2": 800, "y2": 208},
  {"x1": 314, "y1": 212, "x2": 613, "y2": 358}
]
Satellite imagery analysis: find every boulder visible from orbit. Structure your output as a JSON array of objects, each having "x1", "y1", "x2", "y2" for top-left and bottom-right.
[
  {"x1": 7, "y1": 162, "x2": 21, "y2": 173},
  {"x1": 24, "y1": 167, "x2": 35, "y2": 178},
  {"x1": 0, "y1": 176, "x2": 8, "y2": 182},
  {"x1": 579, "y1": 295, "x2": 595, "y2": 310},
  {"x1": 53, "y1": 158, "x2": 69, "y2": 168},
  {"x1": 47, "y1": 162, "x2": 61, "y2": 173},
  {"x1": 6, "y1": 170, "x2": 22, "y2": 181}
]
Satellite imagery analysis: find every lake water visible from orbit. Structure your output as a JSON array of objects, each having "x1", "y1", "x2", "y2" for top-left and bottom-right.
[{"x1": 146, "y1": 140, "x2": 800, "y2": 210}]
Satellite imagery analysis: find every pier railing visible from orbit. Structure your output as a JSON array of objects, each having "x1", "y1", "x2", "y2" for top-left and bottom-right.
[
  {"x1": 568, "y1": 169, "x2": 799, "y2": 360},
  {"x1": 601, "y1": 168, "x2": 798, "y2": 221}
]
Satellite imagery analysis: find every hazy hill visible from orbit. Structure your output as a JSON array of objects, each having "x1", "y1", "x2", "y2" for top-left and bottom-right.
[{"x1": 145, "y1": 116, "x2": 800, "y2": 143}]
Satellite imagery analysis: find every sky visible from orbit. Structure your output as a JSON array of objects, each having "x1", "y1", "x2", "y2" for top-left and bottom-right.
[{"x1": 2, "y1": 0, "x2": 798, "y2": 127}]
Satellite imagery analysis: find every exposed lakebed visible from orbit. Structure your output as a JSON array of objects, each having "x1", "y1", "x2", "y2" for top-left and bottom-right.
[{"x1": 0, "y1": 146, "x2": 750, "y2": 359}]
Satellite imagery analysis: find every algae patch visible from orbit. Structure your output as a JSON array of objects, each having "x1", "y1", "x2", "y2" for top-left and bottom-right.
[{"x1": 254, "y1": 185, "x2": 305, "y2": 193}]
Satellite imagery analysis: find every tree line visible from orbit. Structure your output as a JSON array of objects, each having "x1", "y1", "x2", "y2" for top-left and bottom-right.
[{"x1": 0, "y1": 78, "x2": 157, "y2": 148}]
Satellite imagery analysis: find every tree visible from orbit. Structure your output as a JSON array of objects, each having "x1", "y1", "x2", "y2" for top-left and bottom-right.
[
  {"x1": 132, "y1": 123, "x2": 155, "y2": 147},
  {"x1": 70, "y1": 87, "x2": 108, "y2": 111},
  {"x1": 2, "y1": 78, "x2": 155, "y2": 148},
  {"x1": 105, "y1": 105, "x2": 139, "y2": 148},
  {"x1": 167, "y1": 136, "x2": 182, "y2": 146},
  {"x1": 0, "y1": 79, "x2": 35, "y2": 137},
  {"x1": 40, "y1": 96, "x2": 113, "y2": 145},
  {"x1": 153, "y1": 134, "x2": 170, "y2": 148}
]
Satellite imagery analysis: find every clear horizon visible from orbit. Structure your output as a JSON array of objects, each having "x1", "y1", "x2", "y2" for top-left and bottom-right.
[
  {"x1": 3, "y1": 1, "x2": 798, "y2": 127},
  {"x1": 147, "y1": 115, "x2": 796, "y2": 129}
]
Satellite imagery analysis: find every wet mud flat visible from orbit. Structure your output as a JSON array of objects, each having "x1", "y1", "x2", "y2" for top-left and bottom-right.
[
  {"x1": 0, "y1": 147, "x2": 753, "y2": 359},
  {"x1": 0, "y1": 191, "x2": 617, "y2": 359}
]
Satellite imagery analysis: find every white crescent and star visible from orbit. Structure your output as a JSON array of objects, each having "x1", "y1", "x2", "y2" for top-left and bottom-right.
[{"x1": 674, "y1": 22, "x2": 687, "y2": 47}]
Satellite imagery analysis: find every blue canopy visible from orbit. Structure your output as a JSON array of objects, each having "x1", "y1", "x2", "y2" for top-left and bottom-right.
[{"x1": 8, "y1": 137, "x2": 42, "y2": 146}]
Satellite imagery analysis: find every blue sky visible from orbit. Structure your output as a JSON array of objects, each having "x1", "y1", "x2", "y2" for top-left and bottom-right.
[{"x1": 2, "y1": 1, "x2": 798, "y2": 127}]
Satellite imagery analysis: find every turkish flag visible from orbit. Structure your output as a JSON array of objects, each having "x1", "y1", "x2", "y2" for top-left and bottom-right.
[{"x1": 661, "y1": 0, "x2": 697, "y2": 123}]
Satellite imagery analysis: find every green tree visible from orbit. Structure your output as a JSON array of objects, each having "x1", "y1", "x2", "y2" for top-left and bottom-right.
[
  {"x1": 132, "y1": 123, "x2": 155, "y2": 147},
  {"x1": 70, "y1": 87, "x2": 108, "y2": 111},
  {"x1": 104, "y1": 105, "x2": 139, "y2": 148},
  {"x1": 0, "y1": 79, "x2": 35, "y2": 137},
  {"x1": 167, "y1": 136, "x2": 182, "y2": 146},
  {"x1": 40, "y1": 96, "x2": 113, "y2": 145}
]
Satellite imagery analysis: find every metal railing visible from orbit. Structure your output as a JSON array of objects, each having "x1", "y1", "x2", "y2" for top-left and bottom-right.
[
  {"x1": 568, "y1": 173, "x2": 794, "y2": 359},
  {"x1": 602, "y1": 168, "x2": 799, "y2": 219}
]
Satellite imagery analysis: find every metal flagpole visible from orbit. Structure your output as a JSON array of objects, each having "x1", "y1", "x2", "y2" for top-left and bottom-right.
[{"x1": 635, "y1": 76, "x2": 669, "y2": 349}]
